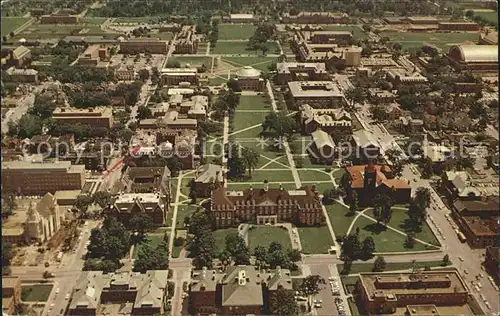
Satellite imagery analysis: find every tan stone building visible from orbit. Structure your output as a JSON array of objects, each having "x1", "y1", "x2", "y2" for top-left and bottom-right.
[
  {"x1": 161, "y1": 67, "x2": 199, "y2": 86},
  {"x1": 52, "y1": 107, "x2": 114, "y2": 128},
  {"x1": 120, "y1": 38, "x2": 168, "y2": 54},
  {"x1": 2, "y1": 277, "x2": 21, "y2": 315},
  {"x1": 299, "y1": 104, "x2": 352, "y2": 136},
  {"x1": 234, "y1": 66, "x2": 264, "y2": 91},
  {"x1": 2, "y1": 160, "x2": 85, "y2": 195},
  {"x1": 288, "y1": 81, "x2": 345, "y2": 107},
  {"x1": 5, "y1": 67, "x2": 38, "y2": 83},
  {"x1": 25, "y1": 193, "x2": 63, "y2": 243}
]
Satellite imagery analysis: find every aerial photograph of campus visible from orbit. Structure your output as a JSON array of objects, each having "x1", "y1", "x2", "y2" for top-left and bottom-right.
[{"x1": 0, "y1": 0, "x2": 498, "y2": 315}]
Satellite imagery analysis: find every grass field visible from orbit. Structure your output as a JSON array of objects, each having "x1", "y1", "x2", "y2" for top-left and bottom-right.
[
  {"x1": 322, "y1": 25, "x2": 367, "y2": 40},
  {"x1": 175, "y1": 205, "x2": 198, "y2": 229},
  {"x1": 298, "y1": 226, "x2": 333, "y2": 254},
  {"x1": 297, "y1": 169, "x2": 332, "y2": 181},
  {"x1": 133, "y1": 235, "x2": 165, "y2": 259},
  {"x1": 18, "y1": 23, "x2": 115, "y2": 39},
  {"x1": 222, "y1": 56, "x2": 277, "y2": 72},
  {"x1": 228, "y1": 169, "x2": 295, "y2": 183},
  {"x1": 213, "y1": 41, "x2": 280, "y2": 55},
  {"x1": 219, "y1": 24, "x2": 257, "y2": 40},
  {"x1": 237, "y1": 95, "x2": 272, "y2": 110},
  {"x1": 113, "y1": 17, "x2": 160, "y2": 24},
  {"x1": 473, "y1": 11, "x2": 498, "y2": 26},
  {"x1": 233, "y1": 110, "x2": 269, "y2": 131},
  {"x1": 380, "y1": 31, "x2": 479, "y2": 50},
  {"x1": 326, "y1": 203, "x2": 354, "y2": 237},
  {"x1": 248, "y1": 226, "x2": 292, "y2": 251},
  {"x1": 1, "y1": 17, "x2": 31, "y2": 36},
  {"x1": 21, "y1": 284, "x2": 53, "y2": 302},
  {"x1": 337, "y1": 260, "x2": 445, "y2": 274},
  {"x1": 227, "y1": 182, "x2": 297, "y2": 191},
  {"x1": 157, "y1": 32, "x2": 174, "y2": 40},
  {"x1": 213, "y1": 228, "x2": 238, "y2": 253},
  {"x1": 82, "y1": 17, "x2": 108, "y2": 25}
]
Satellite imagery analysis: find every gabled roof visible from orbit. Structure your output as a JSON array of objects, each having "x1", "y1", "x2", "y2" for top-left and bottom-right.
[
  {"x1": 312, "y1": 129, "x2": 335, "y2": 149},
  {"x1": 352, "y1": 130, "x2": 379, "y2": 149},
  {"x1": 346, "y1": 164, "x2": 410, "y2": 190},
  {"x1": 12, "y1": 46, "x2": 30, "y2": 59},
  {"x1": 221, "y1": 266, "x2": 263, "y2": 306}
]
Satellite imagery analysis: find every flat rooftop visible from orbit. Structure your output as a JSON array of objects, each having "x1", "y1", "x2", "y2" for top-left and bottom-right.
[
  {"x1": 288, "y1": 81, "x2": 343, "y2": 98},
  {"x1": 2, "y1": 160, "x2": 85, "y2": 173},
  {"x1": 53, "y1": 107, "x2": 113, "y2": 117}
]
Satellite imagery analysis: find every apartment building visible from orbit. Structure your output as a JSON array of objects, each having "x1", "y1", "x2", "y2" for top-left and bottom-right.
[
  {"x1": 52, "y1": 107, "x2": 114, "y2": 128},
  {"x1": 190, "y1": 265, "x2": 293, "y2": 315},
  {"x1": 40, "y1": 14, "x2": 79, "y2": 24},
  {"x1": 2, "y1": 160, "x2": 85, "y2": 195},
  {"x1": 161, "y1": 67, "x2": 199, "y2": 86},
  {"x1": 120, "y1": 38, "x2": 168, "y2": 54},
  {"x1": 276, "y1": 62, "x2": 329, "y2": 84},
  {"x1": 282, "y1": 12, "x2": 349, "y2": 24},
  {"x1": 288, "y1": 81, "x2": 345, "y2": 107},
  {"x1": 357, "y1": 270, "x2": 470, "y2": 315},
  {"x1": 211, "y1": 183, "x2": 324, "y2": 228},
  {"x1": 67, "y1": 270, "x2": 169, "y2": 316},
  {"x1": 299, "y1": 104, "x2": 352, "y2": 137}
]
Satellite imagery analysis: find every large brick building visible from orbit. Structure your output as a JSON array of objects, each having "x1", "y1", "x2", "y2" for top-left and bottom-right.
[
  {"x1": 161, "y1": 68, "x2": 199, "y2": 86},
  {"x1": 2, "y1": 160, "x2": 85, "y2": 195},
  {"x1": 357, "y1": 270, "x2": 469, "y2": 315},
  {"x1": 52, "y1": 107, "x2": 114, "y2": 129},
  {"x1": 210, "y1": 183, "x2": 324, "y2": 228},
  {"x1": 282, "y1": 12, "x2": 349, "y2": 24},
  {"x1": 276, "y1": 62, "x2": 329, "y2": 84},
  {"x1": 345, "y1": 163, "x2": 411, "y2": 205},
  {"x1": 299, "y1": 104, "x2": 352, "y2": 137},
  {"x1": 67, "y1": 270, "x2": 169, "y2": 316},
  {"x1": 120, "y1": 38, "x2": 168, "y2": 54},
  {"x1": 190, "y1": 265, "x2": 293, "y2": 315},
  {"x1": 40, "y1": 14, "x2": 79, "y2": 24},
  {"x1": 438, "y1": 21, "x2": 480, "y2": 31},
  {"x1": 288, "y1": 81, "x2": 345, "y2": 107},
  {"x1": 107, "y1": 193, "x2": 167, "y2": 225}
]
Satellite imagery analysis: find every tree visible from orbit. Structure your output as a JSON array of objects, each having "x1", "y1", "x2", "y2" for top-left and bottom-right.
[
  {"x1": 227, "y1": 144, "x2": 246, "y2": 179},
  {"x1": 92, "y1": 191, "x2": 112, "y2": 208},
  {"x1": 166, "y1": 156, "x2": 183, "y2": 177},
  {"x1": 2, "y1": 193, "x2": 16, "y2": 217},
  {"x1": 129, "y1": 213, "x2": 154, "y2": 238},
  {"x1": 288, "y1": 249, "x2": 302, "y2": 262},
  {"x1": 409, "y1": 187, "x2": 431, "y2": 226},
  {"x1": 225, "y1": 233, "x2": 250, "y2": 265},
  {"x1": 136, "y1": 105, "x2": 153, "y2": 120},
  {"x1": 191, "y1": 231, "x2": 216, "y2": 269},
  {"x1": 442, "y1": 254, "x2": 451, "y2": 266},
  {"x1": 373, "y1": 193, "x2": 393, "y2": 225},
  {"x1": 345, "y1": 87, "x2": 365, "y2": 108},
  {"x1": 349, "y1": 191, "x2": 358, "y2": 215},
  {"x1": 392, "y1": 42, "x2": 403, "y2": 51},
  {"x1": 166, "y1": 58, "x2": 181, "y2": 68},
  {"x1": 226, "y1": 78, "x2": 241, "y2": 92},
  {"x1": 83, "y1": 258, "x2": 121, "y2": 273},
  {"x1": 260, "y1": 111, "x2": 297, "y2": 140},
  {"x1": 138, "y1": 68, "x2": 150, "y2": 81},
  {"x1": 373, "y1": 256, "x2": 387, "y2": 272},
  {"x1": 189, "y1": 189, "x2": 197, "y2": 204},
  {"x1": 300, "y1": 275, "x2": 325, "y2": 296},
  {"x1": 269, "y1": 287, "x2": 298, "y2": 316},
  {"x1": 341, "y1": 259, "x2": 353, "y2": 275},
  {"x1": 241, "y1": 146, "x2": 260, "y2": 177},
  {"x1": 254, "y1": 245, "x2": 268, "y2": 267},
  {"x1": 341, "y1": 234, "x2": 361, "y2": 260},
  {"x1": 75, "y1": 194, "x2": 93, "y2": 213},
  {"x1": 362, "y1": 236, "x2": 375, "y2": 259},
  {"x1": 133, "y1": 241, "x2": 169, "y2": 272},
  {"x1": 405, "y1": 233, "x2": 415, "y2": 249}
]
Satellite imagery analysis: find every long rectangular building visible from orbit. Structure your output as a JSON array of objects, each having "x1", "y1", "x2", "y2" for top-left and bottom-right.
[
  {"x1": 2, "y1": 160, "x2": 86, "y2": 195},
  {"x1": 52, "y1": 107, "x2": 114, "y2": 128},
  {"x1": 288, "y1": 81, "x2": 344, "y2": 107},
  {"x1": 120, "y1": 38, "x2": 168, "y2": 54}
]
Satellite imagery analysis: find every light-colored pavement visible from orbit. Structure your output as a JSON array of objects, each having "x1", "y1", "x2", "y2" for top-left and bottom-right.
[
  {"x1": 169, "y1": 258, "x2": 192, "y2": 316},
  {"x1": 168, "y1": 171, "x2": 183, "y2": 257}
]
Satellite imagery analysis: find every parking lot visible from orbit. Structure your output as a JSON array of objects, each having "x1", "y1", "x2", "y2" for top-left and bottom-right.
[{"x1": 110, "y1": 53, "x2": 165, "y2": 71}]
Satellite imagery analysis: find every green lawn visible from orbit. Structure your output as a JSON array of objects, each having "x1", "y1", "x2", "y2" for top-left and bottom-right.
[
  {"x1": 237, "y1": 95, "x2": 272, "y2": 110},
  {"x1": 180, "y1": 177, "x2": 193, "y2": 197},
  {"x1": 474, "y1": 11, "x2": 498, "y2": 26},
  {"x1": 158, "y1": 31, "x2": 174, "y2": 40},
  {"x1": 332, "y1": 169, "x2": 345, "y2": 182},
  {"x1": 82, "y1": 17, "x2": 108, "y2": 25},
  {"x1": 298, "y1": 226, "x2": 333, "y2": 254},
  {"x1": 213, "y1": 228, "x2": 238, "y2": 253},
  {"x1": 350, "y1": 217, "x2": 433, "y2": 252},
  {"x1": 113, "y1": 17, "x2": 160, "y2": 23},
  {"x1": 380, "y1": 31, "x2": 479, "y2": 50},
  {"x1": 236, "y1": 140, "x2": 287, "y2": 168},
  {"x1": 21, "y1": 284, "x2": 53, "y2": 302},
  {"x1": 1, "y1": 17, "x2": 31, "y2": 36},
  {"x1": 208, "y1": 76, "x2": 229, "y2": 86},
  {"x1": 366, "y1": 207, "x2": 440, "y2": 246},
  {"x1": 298, "y1": 169, "x2": 332, "y2": 182},
  {"x1": 213, "y1": 41, "x2": 280, "y2": 55},
  {"x1": 175, "y1": 205, "x2": 198, "y2": 229},
  {"x1": 322, "y1": 25, "x2": 367, "y2": 40},
  {"x1": 228, "y1": 169, "x2": 295, "y2": 183},
  {"x1": 223, "y1": 56, "x2": 277, "y2": 72},
  {"x1": 133, "y1": 235, "x2": 165, "y2": 259},
  {"x1": 248, "y1": 226, "x2": 292, "y2": 251},
  {"x1": 219, "y1": 24, "x2": 257, "y2": 40},
  {"x1": 326, "y1": 203, "x2": 355, "y2": 237},
  {"x1": 233, "y1": 111, "x2": 268, "y2": 131},
  {"x1": 170, "y1": 56, "x2": 213, "y2": 68},
  {"x1": 18, "y1": 23, "x2": 116, "y2": 39}
]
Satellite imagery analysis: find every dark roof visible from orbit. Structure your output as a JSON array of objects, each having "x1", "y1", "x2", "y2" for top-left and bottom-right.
[
  {"x1": 486, "y1": 246, "x2": 500, "y2": 262},
  {"x1": 454, "y1": 198, "x2": 499, "y2": 212}
]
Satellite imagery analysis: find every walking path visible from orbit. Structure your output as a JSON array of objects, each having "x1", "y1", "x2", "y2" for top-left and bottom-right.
[
  {"x1": 345, "y1": 207, "x2": 440, "y2": 249},
  {"x1": 266, "y1": 80, "x2": 301, "y2": 188},
  {"x1": 168, "y1": 171, "x2": 183, "y2": 257}
]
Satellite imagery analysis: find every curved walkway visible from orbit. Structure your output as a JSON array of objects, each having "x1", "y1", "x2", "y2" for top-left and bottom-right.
[{"x1": 345, "y1": 207, "x2": 440, "y2": 249}]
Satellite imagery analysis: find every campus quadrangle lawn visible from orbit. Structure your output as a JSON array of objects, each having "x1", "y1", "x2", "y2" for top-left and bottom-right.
[
  {"x1": 326, "y1": 203, "x2": 355, "y2": 237},
  {"x1": 237, "y1": 95, "x2": 271, "y2": 110},
  {"x1": 213, "y1": 228, "x2": 239, "y2": 253},
  {"x1": 248, "y1": 226, "x2": 292, "y2": 251},
  {"x1": 233, "y1": 111, "x2": 269, "y2": 131},
  {"x1": 223, "y1": 56, "x2": 277, "y2": 72},
  {"x1": 218, "y1": 24, "x2": 257, "y2": 40},
  {"x1": 133, "y1": 235, "x2": 166, "y2": 259},
  {"x1": 380, "y1": 31, "x2": 479, "y2": 50},
  {"x1": 1, "y1": 17, "x2": 31, "y2": 36},
  {"x1": 473, "y1": 11, "x2": 498, "y2": 26},
  {"x1": 21, "y1": 284, "x2": 53, "y2": 302},
  {"x1": 298, "y1": 226, "x2": 333, "y2": 254},
  {"x1": 212, "y1": 41, "x2": 280, "y2": 55}
]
